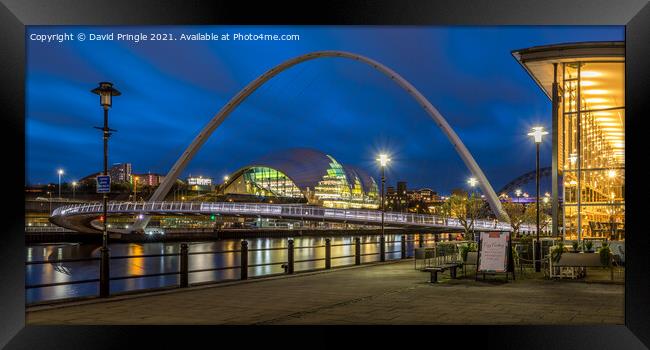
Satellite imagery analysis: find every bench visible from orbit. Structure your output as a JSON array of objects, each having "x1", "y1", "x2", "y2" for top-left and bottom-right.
[{"x1": 422, "y1": 263, "x2": 460, "y2": 283}]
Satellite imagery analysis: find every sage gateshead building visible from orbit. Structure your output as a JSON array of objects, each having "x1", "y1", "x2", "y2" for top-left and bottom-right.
[
  {"x1": 512, "y1": 41, "x2": 624, "y2": 241},
  {"x1": 221, "y1": 148, "x2": 380, "y2": 209}
]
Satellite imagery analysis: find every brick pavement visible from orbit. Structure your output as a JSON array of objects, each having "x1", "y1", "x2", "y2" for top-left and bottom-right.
[{"x1": 26, "y1": 260, "x2": 624, "y2": 325}]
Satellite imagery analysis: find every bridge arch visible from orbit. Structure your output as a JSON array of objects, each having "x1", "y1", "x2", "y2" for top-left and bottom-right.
[{"x1": 134, "y1": 51, "x2": 509, "y2": 230}]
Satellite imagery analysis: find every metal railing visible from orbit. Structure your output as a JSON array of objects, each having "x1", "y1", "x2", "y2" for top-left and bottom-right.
[
  {"x1": 25, "y1": 235, "x2": 417, "y2": 305},
  {"x1": 50, "y1": 201, "x2": 533, "y2": 232}
]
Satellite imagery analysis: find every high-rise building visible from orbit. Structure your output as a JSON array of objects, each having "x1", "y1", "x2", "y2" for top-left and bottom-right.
[{"x1": 109, "y1": 163, "x2": 132, "y2": 183}]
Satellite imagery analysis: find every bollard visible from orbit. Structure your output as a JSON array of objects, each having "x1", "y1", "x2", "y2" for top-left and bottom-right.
[
  {"x1": 325, "y1": 238, "x2": 331, "y2": 269},
  {"x1": 180, "y1": 243, "x2": 188, "y2": 288},
  {"x1": 419, "y1": 234, "x2": 424, "y2": 248},
  {"x1": 380, "y1": 235, "x2": 386, "y2": 262},
  {"x1": 240, "y1": 240, "x2": 248, "y2": 280},
  {"x1": 401, "y1": 235, "x2": 406, "y2": 259},
  {"x1": 99, "y1": 247, "x2": 110, "y2": 297},
  {"x1": 355, "y1": 237, "x2": 361, "y2": 265},
  {"x1": 287, "y1": 239, "x2": 294, "y2": 274}
]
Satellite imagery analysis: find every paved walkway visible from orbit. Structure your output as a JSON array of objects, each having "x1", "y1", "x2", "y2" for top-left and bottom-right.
[{"x1": 26, "y1": 261, "x2": 624, "y2": 325}]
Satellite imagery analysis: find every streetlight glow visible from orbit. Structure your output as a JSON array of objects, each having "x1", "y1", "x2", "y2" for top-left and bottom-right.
[
  {"x1": 527, "y1": 126, "x2": 548, "y2": 144},
  {"x1": 467, "y1": 177, "x2": 478, "y2": 187},
  {"x1": 376, "y1": 154, "x2": 391, "y2": 167},
  {"x1": 608, "y1": 169, "x2": 616, "y2": 178}
]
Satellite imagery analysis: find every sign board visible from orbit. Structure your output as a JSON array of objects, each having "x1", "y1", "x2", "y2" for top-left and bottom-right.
[
  {"x1": 477, "y1": 231, "x2": 510, "y2": 273},
  {"x1": 96, "y1": 175, "x2": 111, "y2": 193}
]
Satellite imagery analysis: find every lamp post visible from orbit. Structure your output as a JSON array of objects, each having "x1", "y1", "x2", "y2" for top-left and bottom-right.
[
  {"x1": 528, "y1": 126, "x2": 548, "y2": 272},
  {"x1": 467, "y1": 177, "x2": 478, "y2": 240},
  {"x1": 57, "y1": 169, "x2": 64, "y2": 198},
  {"x1": 376, "y1": 154, "x2": 390, "y2": 262},
  {"x1": 133, "y1": 176, "x2": 139, "y2": 202},
  {"x1": 91, "y1": 82, "x2": 120, "y2": 298},
  {"x1": 46, "y1": 191, "x2": 52, "y2": 213},
  {"x1": 72, "y1": 181, "x2": 77, "y2": 200}
]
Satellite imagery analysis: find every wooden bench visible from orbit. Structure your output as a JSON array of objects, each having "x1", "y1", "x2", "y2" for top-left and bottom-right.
[{"x1": 422, "y1": 263, "x2": 459, "y2": 283}]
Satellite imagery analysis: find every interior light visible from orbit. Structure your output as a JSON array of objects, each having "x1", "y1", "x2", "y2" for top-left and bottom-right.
[
  {"x1": 580, "y1": 71, "x2": 602, "y2": 78},
  {"x1": 583, "y1": 89, "x2": 609, "y2": 95}
]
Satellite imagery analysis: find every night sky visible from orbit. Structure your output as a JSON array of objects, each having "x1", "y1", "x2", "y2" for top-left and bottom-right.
[{"x1": 26, "y1": 26, "x2": 623, "y2": 194}]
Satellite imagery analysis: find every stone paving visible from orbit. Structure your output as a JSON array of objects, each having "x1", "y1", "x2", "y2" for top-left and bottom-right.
[{"x1": 26, "y1": 260, "x2": 624, "y2": 325}]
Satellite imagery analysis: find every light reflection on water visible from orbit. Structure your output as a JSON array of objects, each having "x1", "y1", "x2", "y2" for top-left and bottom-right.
[{"x1": 25, "y1": 233, "x2": 446, "y2": 304}]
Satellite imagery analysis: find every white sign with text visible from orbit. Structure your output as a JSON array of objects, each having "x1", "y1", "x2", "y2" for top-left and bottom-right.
[{"x1": 477, "y1": 232, "x2": 510, "y2": 273}]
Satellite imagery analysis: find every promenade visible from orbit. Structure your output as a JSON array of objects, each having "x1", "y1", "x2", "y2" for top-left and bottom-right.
[{"x1": 26, "y1": 260, "x2": 624, "y2": 325}]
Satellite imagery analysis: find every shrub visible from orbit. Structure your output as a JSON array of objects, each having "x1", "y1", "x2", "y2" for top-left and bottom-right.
[
  {"x1": 551, "y1": 244, "x2": 567, "y2": 263},
  {"x1": 572, "y1": 241, "x2": 579, "y2": 252},
  {"x1": 599, "y1": 243, "x2": 612, "y2": 266},
  {"x1": 585, "y1": 240, "x2": 594, "y2": 252}
]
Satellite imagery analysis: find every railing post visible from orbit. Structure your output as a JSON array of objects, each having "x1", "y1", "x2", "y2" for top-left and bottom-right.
[
  {"x1": 355, "y1": 237, "x2": 361, "y2": 265},
  {"x1": 99, "y1": 246, "x2": 110, "y2": 297},
  {"x1": 401, "y1": 235, "x2": 406, "y2": 259},
  {"x1": 240, "y1": 240, "x2": 248, "y2": 280},
  {"x1": 380, "y1": 235, "x2": 386, "y2": 262},
  {"x1": 287, "y1": 239, "x2": 294, "y2": 274},
  {"x1": 180, "y1": 243, "x2": 188, "y2": 288},
  {"x1": 325, "y1": 238, "x2": 331, "y2": 269}
]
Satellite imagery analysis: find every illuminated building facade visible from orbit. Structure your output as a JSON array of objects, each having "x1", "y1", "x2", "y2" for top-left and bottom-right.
[
  {"x1": 513, "y1": 41, "x2": 624, "y2": 240},
  {"x1": 133, "y1": 172, "x2": 165, "y2": 187},
  {"x1": 187, "y1": 176, "x2": 213, "y2": 191},
  {"x1": 222, "y1": 148, "x2": 379, "y2": 209},
  {"x1": 109, "y1": 163, "x2": 132, "y2": 183}
]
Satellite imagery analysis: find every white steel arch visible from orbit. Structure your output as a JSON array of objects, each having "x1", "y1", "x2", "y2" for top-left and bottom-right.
[{"x1": 133, "y1": 51, "x2": 509, "y2": 230}]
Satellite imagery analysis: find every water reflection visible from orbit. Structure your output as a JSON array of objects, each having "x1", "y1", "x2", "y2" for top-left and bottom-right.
[{"x1": 26, "y1": 233, "x2": 448, "y2": 304}]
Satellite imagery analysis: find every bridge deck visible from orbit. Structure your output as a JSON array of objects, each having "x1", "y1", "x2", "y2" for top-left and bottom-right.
[{"x1": 50, "y1": 201, "x2": 538, "y2": 234}]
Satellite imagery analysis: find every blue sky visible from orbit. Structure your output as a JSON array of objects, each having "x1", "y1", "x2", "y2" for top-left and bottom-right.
[{"x1": 26, "y1": 26, "x2": 624, "y2": 194}]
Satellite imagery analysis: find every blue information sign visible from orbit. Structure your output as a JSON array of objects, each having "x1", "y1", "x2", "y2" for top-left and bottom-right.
[{"x1": 96, "y1": 175, "x2": 111, "y2": 193}]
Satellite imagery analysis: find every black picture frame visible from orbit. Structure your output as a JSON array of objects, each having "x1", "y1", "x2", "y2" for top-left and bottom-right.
[{"x1": 1, "y1": 0, "x2": 648, "y2": 348}]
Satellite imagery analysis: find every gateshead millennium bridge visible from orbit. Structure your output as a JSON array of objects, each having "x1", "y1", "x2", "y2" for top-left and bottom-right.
[{"x1": 50, "y1": 201, "x2": 539, "y2": 234}]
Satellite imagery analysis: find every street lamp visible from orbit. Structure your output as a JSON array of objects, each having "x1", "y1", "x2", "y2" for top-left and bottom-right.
[
  {"x1": 72, "y1": 181, "x2": 77, "y2": 200},
  {"x1": 528, "y1": 126, "x2": 548, "y2": 272},
  {"x1": 57, "y1": 169, "x2": 64, "y2": 198},
  {"x1": 376, "y1": 153, "x2": 391, "y2": 262},
  {"x1": 467, "y1": 177, "x2": 478, "y2": 239},
  {"x1": 46, "y1": 191, "x2": 52, "y2": 213},
  {"x1": 133, "y1": 176, "x2": 139, "y2": 202},
  {"x1": 91, "y1": 81, "x2": 120, "y2": 298}
]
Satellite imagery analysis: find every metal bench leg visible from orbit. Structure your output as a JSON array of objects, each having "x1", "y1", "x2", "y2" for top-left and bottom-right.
[{"x1": 430, "y1": 270, "x2": 438, "y2": 283}]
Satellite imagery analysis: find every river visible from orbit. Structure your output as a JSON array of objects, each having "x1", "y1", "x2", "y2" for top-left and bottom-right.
[{"x1": 25, "y1": 233, "x2": 446, "y2": 304}]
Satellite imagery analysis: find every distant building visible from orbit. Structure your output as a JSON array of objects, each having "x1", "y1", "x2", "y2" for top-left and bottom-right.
[
  {"x1": 408, "y1": 188, "x2": 437, "y2": 203},
  {"x1": 133, "y1": 172, "x2": 165, "y2": 187},
  {"x1": 187, "y1": 176, "x2": 213, "y2": 192},
  {"x1": 109, "y1": 163, "x2": 132, "y2": 183}
]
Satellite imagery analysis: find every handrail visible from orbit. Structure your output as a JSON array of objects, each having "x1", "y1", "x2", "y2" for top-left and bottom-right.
[{"x1": 49, "y1": 201, "x2": 532, "y2": 233}]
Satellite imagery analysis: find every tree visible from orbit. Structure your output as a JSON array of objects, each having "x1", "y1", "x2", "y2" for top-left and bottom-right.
[
  {"x1": 502, "y1": 201, "x2": 532, "y2": 237},
  {"x1": 446, "y1": 191, "x2": 482, "y2": 241},
  {"x1": 502, "y1": 200, "x2": 551, "y2": 237}
]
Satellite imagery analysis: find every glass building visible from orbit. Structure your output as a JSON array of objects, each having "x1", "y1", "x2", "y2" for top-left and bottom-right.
[
  {"x1": 222, "y1": 148, "x2": 379, "y2": 209},
  {"x1": 512, "y1": 41, "x2": 625, "y2": 241}
]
